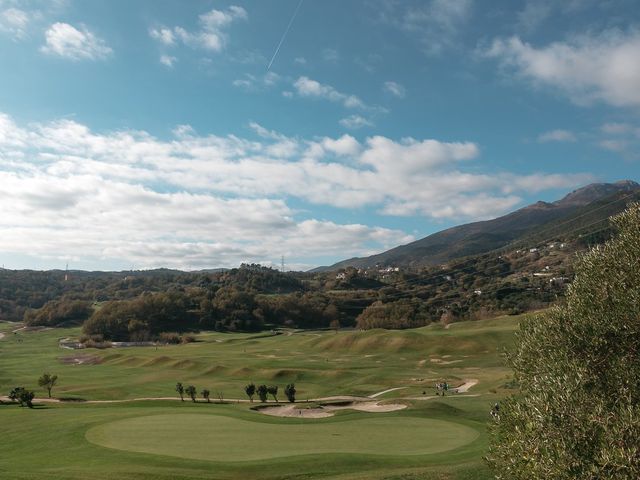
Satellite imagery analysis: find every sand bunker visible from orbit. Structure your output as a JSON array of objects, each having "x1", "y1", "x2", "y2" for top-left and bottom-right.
[
  {"x1": 456, "y1": 379, "x2": 478, "y2": 393},
  {"x1": 256, "y1": 404, "x2": 333, "y2": 418},
  {"x1": 256, "y1": 400, "x2": 406, "y2": 418}
]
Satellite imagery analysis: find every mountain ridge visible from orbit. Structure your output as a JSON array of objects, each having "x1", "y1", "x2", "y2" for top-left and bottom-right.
[{"x1": 314, "y1": 180, "x2": 640, "y2": 272}]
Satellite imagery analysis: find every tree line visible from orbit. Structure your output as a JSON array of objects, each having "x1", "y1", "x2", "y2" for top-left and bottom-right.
[{"x1": 174, "y1": 382, "x2": 296, "y2": 403}]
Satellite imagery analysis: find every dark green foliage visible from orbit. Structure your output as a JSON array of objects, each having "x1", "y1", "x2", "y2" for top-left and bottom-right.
[
  {"x1": 185, "y1": 385, "x2": 197, "y2": 403},
  {"x1": 199, "y1": 286, "x2": 263, "y2": 332},
  {"x1": 267, "y1": 385, "x2": 278, "y2": 402},
  {"x1": 37, "y1": 373, "x2": 58, "y2": 398},
  {"x1": 83, "y1": 291, "x2": 195, "y2": 341},
  {"x1": 257, "y1": 292, "x2": 338, "y2": 329},
  {"x1": 284, "y1": 383, "x2": 296, "y2": 403},
  {"x1": 257, "y1": 384, "x2": 268, "y2": 403},
  {"x1": 201, "y1": 389, "x2": 210, "y2": 403},
  {"x1": 24, "y1": 298, "x2": 92, "y2": 326},
  {"x1": 9, "y1": 387, "x2": 35, "y2": 408},
  {"x1": 487, "y1": 203, "x2": 640, "y2": 479},
  {"x1": 244, "y1": 383, "x2": 256, "y2": 402},
  {"x1": 175, "y1": 382, "x2": 184, "y2": 401},
  {"x1": 356, "y1": 299, "x2": 431, "y2": 329},
  {"x1": 218, "y1": 264, "x2": 303, "y2": 293}
]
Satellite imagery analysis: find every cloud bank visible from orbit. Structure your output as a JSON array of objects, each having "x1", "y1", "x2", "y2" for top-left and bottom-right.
[{"x1": 0, "y1": 113, "x2": 590, "y2": 269}]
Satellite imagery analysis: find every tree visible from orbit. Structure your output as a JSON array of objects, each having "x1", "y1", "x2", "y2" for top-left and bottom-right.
[
  {"x1": 175, "y1": 382, "x2": 184, "y2": 401},
  {"x1": 201, "y1": 388, "x2": 210, "y2": 403},
  {"x1": 37, "y1": 373, "x2": 58, "y2": 398},
  {"x1": 244, "y1": 383, "x2": 256, "y2": 402},
  {"x1": 257, "y1": 384, "x2": 268, "y2": 403},
  {"x1": 186, "y1": 385, "x2": 197, "y2": 403},
  {"x1": 9, "y1": 387, "x2": 35, "y2": 408},
  {"x1": 267, "y1": 385, "x2": 278, "y2": 403},
  {"x1": 487, "y1": 204, "x2": 640, "y2": 479},
  {"x1": 285, "y1": 383, "x2": 296, "y2": 403}
]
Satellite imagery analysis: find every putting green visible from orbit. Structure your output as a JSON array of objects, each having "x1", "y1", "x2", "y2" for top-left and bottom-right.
[{"x1": 86, "y1": 413, "x2": 479, "y2": 462}]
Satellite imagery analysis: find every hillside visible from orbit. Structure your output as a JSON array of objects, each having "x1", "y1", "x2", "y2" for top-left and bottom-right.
[{"x1": 317, "y1": 180, "x2": 640, "y2": 272}]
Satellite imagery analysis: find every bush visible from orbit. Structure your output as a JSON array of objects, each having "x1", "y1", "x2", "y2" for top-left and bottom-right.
[{"x1": 487, "y1": 204, "x2": 640, "y2": 479}]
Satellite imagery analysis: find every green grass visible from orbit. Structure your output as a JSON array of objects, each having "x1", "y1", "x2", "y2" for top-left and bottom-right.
[
  {"x1": 86, "y1": 413, "x2": 478, "y2": 461},
  {"x1": 0, "y1": 314, "x2": 528, "y2": 479}
]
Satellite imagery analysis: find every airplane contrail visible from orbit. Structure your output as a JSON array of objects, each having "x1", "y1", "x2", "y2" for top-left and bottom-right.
[{"x1": 267, "y1": 0, "x2": 304, "y2": 71}]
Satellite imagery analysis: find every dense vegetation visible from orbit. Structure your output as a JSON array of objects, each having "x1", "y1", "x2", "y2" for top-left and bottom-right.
[
  {"x1": 487, "y1": 203, "x2": 640, "y2": 479},
  {"x1": 0, "y1": 233, "x2": 597, "y2": 340}
]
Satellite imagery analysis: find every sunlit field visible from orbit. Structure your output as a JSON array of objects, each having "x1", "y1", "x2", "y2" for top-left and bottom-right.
[{"x1": 0, "y1": 314, "x2": 523, "y2": 480}]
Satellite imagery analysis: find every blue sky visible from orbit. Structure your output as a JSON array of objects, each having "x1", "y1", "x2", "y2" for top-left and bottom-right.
[{"x1": 0, "y1": 0, "x2": 639, "y2": 271}]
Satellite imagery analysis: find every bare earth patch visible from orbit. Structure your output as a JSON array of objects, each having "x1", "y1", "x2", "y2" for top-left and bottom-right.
[
  {"x1": 59, "y1": 354, "x2": 103, "y2": 365},
  {"x1": 429, "y1": 358, "x2": 463, "y2": 365}
]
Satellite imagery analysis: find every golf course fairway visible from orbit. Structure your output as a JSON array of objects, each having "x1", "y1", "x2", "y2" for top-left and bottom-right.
[{"x1": 86, "y1": 413, "x2": 479, "y2": 461}]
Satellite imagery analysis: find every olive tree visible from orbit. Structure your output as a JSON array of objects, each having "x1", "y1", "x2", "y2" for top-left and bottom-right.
[
  {"x1": 244, "y1": 383, "x2": 256, "y2": 402},
  {"x1": 201, "y1": 388, "x2": 210, "y2": 403},
  {"x1": 257, "y1": 384, "x2": 268, "y2": 403},
  {"x1": 487, "y1": 204, "x2": 640, "y2": 479},
  {"x1": 285, "y1": 383, "x2": 296, "y2": 403},
  {"x1": 9, "y1": 387, "x2": 35, "y2": 408},
  {"x1": 186, "y1": 385, "x2": 197, "y2": 403},
  {"x1": 175, "y1": 382, "x2": 184, "y2": 401},
  {"x1": 267, "y1": 385, "x2": 278, "y2": 403},
  {"x1": 38, "y1": 373, "x2": 58, "y2": 398}
]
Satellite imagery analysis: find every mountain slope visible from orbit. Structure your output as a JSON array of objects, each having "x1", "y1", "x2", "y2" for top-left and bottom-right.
[{"x1": 318, "y1": 180, "x2": 640, "y2": 271}]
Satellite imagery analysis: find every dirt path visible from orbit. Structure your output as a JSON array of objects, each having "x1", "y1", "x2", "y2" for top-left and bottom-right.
[
  {"x1": 0, "y1": 381, "x2": 480, "y2": 408},
  {"x1": 0, "y1": 332, "x2": 5, "y2": 340},
  {"x1": 369, "y1": 387, "x2": 407, "y2": 398}
]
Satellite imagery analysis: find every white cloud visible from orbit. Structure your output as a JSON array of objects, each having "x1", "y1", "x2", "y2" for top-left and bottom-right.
[
  {"x1": 360, "y1": 136, "x2": 478, "y2": 173},
  {"x1": 41, "y1": 22, "x2": 112, "y2": 60},
  {"x1": 292, "y1": 76, "x2": 368, "y2": 109},
  {"x1": 339, "y1": 115, "x2": 374, "y2": 130},
  {"x1": 0, "y1": 7, "x2": 29, "y2": 38},
  {"x1": 384, "y1": 81, "x2": 406, "y2": 98},
  {"x1": 159, "y1": 54, "x2": 177, "y2": 67},
  {"x1": 233, "y1": 72, "x2": 281, "y2": 90},
  {"x1": 598, "y1": 122, "x2": 640, "y2": 160},
  {"x1": 320, "y1": 135, "x2": 362, "y2": 157},
  {"x1": 538, "y1": 129, "x2": 577, "y2": 143},
  {"x1": 149, "y1": 27, "x2": 174, "y2": 45},
  {"x1": 485, "y1": 30, "x2": 640, "y2": 107},
  {"x1": 600, "y1": 122, "x2": 639, "y2": 136},
  {"x1": 0, "y1": 112, "x2": 592, "y2": 269},
  {"x1": 149, "y1": 5, "x2": 247, "y2": 54}
]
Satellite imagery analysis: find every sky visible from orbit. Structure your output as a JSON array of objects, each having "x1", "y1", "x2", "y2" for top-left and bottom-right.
[{"x1": 0, "y1": 0, "x2": 639, "y2": 271}]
